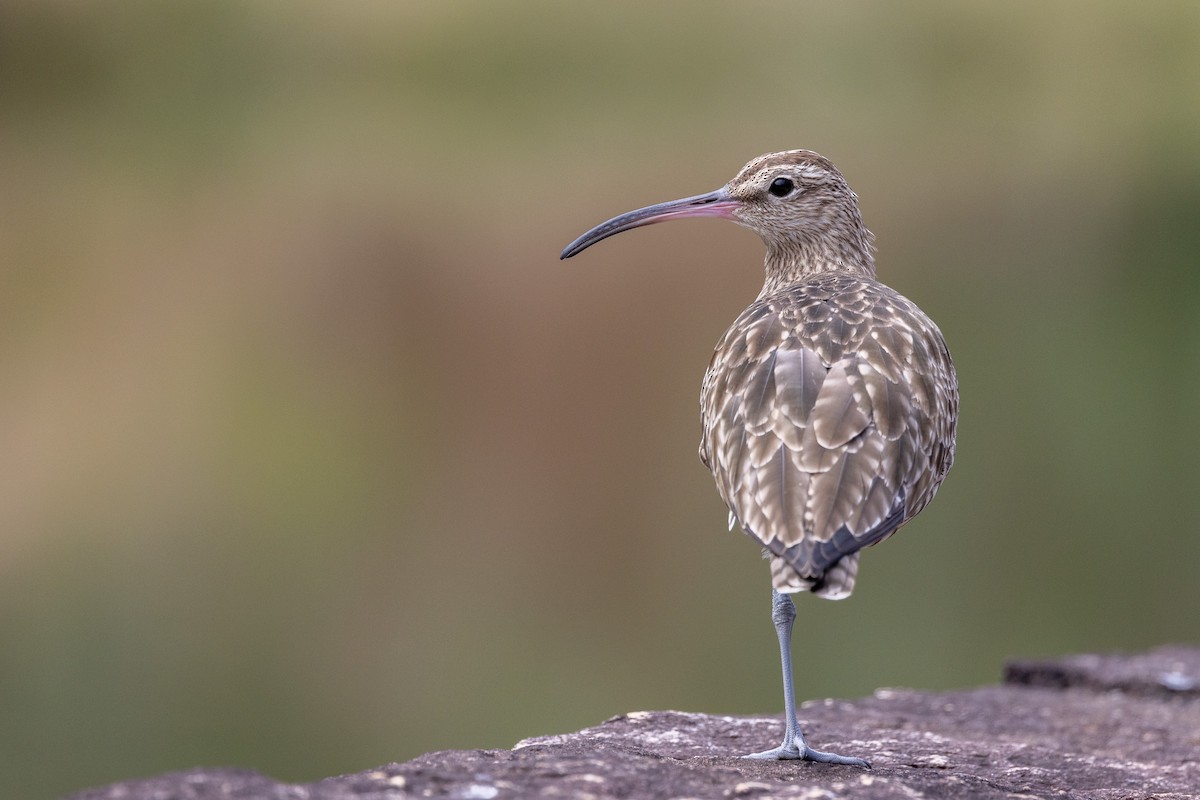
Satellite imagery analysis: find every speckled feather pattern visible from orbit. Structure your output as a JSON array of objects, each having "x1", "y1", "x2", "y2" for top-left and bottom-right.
[
  {"x1": 700, "y1": 273, "x2": 956, "y2": 597},
  {"x1": 561, "y1": 149, "x2": 957, "y2": 604},
  {"x1": 692, "y1": 151, "x2": 958, "y2": 599}
]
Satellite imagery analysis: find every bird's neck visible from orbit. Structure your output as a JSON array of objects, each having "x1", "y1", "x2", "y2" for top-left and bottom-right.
[{"x1": 759, "y1": 231, "x2": 876, "y2": 295}]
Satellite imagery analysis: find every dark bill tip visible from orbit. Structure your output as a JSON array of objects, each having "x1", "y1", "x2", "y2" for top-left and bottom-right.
[{"x1": 560, "y1": 188, "x2": 736, "y2": 259}]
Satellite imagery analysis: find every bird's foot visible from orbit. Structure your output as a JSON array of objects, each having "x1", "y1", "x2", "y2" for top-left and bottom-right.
[{"x1": 742, "y1": 738, "x2": 870, "y2": 768}]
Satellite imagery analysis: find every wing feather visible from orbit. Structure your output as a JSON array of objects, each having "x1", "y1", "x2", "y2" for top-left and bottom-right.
[
  {"x1": 810, "y1": 360, "x2": 870, "y2": 449},
  {"x1": 699, "y1": 273, "x2": 957, "y2": 596}
]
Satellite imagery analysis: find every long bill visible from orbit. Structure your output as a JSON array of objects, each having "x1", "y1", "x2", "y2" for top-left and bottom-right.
[{"x1": 560, "y1": 188, "x2": 738, "y2": 259}]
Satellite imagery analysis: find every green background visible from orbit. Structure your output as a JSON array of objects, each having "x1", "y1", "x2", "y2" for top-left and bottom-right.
[{"x1": 2, "y1": 3, "x2": 1198, "y2": 798}]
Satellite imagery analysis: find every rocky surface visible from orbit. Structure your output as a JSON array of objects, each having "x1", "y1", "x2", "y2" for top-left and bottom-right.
[{"x1": 64, "y1": 646, "x2": 1200, "y2": 800}]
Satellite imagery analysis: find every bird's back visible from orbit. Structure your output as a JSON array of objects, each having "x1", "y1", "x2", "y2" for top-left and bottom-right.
[{"x1": 700, "y1": 271, "x2": 957, "y2": 598}]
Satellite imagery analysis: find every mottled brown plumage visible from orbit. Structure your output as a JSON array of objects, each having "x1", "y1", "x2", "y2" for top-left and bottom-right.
[
  {"x1": 561, "y1": 150, "x2": 957, "y2": 765},
  {"x1": 697, "y1": 153, "x2": 956, "y2": 599},
  {"x1": 702, "y1": 272, "x2": 956, "y2": 597}
]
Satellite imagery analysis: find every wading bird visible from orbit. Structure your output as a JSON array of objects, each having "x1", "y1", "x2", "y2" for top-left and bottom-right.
[{"x1": 561, "y1": 150, "x2": 957, "y2": 767}]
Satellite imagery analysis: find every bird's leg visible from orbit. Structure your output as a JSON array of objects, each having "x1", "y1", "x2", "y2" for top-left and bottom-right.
[{"x1": 742, "y1": 589, "x2": 870, "y2": 767}]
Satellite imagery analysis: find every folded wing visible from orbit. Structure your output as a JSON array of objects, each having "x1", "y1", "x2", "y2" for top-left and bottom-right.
[{"x1": 700, "y1": 276, "x2": 955, "y2": 597}]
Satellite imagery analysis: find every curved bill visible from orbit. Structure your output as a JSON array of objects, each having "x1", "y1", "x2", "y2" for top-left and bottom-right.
[{"x1": 560, "y1": 188, "x2": 737, "y2": 259}]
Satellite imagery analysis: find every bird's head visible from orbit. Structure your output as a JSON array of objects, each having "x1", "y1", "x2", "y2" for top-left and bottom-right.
[{"x1": 561, "y1": 149, "x2": 875, "y2": 283}]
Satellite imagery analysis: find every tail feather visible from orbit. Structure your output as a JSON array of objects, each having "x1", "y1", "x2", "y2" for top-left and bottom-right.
[{"x1": 769, "y1": 552, "x2": 859, "y2": 599}]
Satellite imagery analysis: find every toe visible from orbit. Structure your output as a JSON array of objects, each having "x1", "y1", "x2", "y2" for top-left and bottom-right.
[{"x1": 803, "y1": 748, "x2": 870, "y2": 768}]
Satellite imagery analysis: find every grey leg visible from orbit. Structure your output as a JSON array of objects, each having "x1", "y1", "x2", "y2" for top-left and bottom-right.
[{"x1": 742, "y1": 590, "x2": 870, "y2": 767}]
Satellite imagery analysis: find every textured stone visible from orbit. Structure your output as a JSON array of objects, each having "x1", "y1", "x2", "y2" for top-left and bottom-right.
[{"x1": 64, "y1": 647, "x2": 1200, "y2": 800}]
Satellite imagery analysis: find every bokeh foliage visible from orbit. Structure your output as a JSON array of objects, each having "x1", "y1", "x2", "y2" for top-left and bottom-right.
[{"x1": 1, "y1": 2, "x2": 1198, "y2": 797}]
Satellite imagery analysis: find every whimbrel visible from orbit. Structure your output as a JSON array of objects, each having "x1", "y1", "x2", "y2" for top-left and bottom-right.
[{"x1": 561, "y1": 150, "x2": 957, "y2": 767}]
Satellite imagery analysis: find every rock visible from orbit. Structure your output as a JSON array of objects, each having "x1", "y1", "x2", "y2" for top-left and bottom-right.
[
  {"x1": 1005, "y1": 644, "x2": 1200, "y2": 696},
  {"x1": 63, "y1": 646, "x2": 1200, "y2": 800}
]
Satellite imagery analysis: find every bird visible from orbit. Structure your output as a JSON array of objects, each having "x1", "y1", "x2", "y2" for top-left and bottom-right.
[{"x1": 560, "y1": 150, "x2": 957, "y2": 767}]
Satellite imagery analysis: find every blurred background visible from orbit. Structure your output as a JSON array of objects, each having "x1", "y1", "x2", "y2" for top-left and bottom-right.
[{"x1": 1, "y1": 2, "x2": 1198, "y2": 797}]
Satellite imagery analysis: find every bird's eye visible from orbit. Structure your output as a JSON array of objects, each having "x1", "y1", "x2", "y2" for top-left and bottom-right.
[{"x1": 769, "y1": 177, "x2": 795, "y2": 197}]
